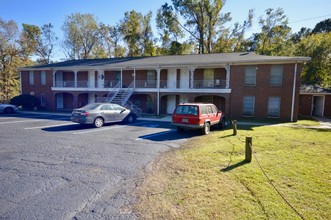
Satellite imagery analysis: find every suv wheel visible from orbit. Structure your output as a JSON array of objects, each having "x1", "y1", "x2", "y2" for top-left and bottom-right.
[
  {"x1": 201, "y1": 122, "x2": 210, "y2": 135},
  {"x1": 218, "y1": 117, "x2": 225, "y2": 129}
]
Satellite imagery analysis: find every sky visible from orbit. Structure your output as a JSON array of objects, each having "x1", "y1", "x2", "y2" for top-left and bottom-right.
[{"x1": 1, "y1": 0, "x2": 331, "y2": 60}]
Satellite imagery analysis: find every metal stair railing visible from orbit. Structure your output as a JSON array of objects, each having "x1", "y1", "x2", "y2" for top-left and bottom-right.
[
  {"x1": 124, "y1": 100, "x2": 142, "y2": 118},
  {"x1": 107, "y1": 81, "x2": 121, "y2": 102}
]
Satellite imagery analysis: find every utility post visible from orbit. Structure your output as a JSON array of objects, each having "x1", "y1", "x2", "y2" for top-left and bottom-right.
[
  {"x1": 232, "y1": 120, "x2": 237, "y2": 136},
  {"x1": 245, "y1": 137, "x2": 252, "y2": 163}
]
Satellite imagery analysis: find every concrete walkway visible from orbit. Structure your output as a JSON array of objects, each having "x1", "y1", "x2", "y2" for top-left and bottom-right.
[{"x1": 312, "y1": 116, "x2": 331, "y2": 129}]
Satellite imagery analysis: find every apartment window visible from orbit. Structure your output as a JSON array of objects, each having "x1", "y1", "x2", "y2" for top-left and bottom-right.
[
  {"x1": 244, "y1": 66, "x2": 256, "y2": 86},
  {"x1": 203, "y1": 69, "x2": 214, "y2": 87},
  {"x1": 267, "y1": 97, "x2": 281, "y2": 118},
  {"x1": 270, "y1": 65, "x2": 283, "y2": 86},
  {"x1": 40, "y1": 71, "x2": 46, "y2": 85},
  {"x1": 243, "y1": 96, "x2": 255, "y2": 117},
  {"x1": 40, "y1": 93, "x2": 46, "y2": 107},
  {"x1": 29, "y1": 71, "x2": 34, "y2": 85},
  {"x1": 147, "y1": 70, "x2": 156, "y2": 87}
]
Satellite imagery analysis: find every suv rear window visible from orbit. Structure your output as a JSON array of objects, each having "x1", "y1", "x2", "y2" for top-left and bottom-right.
[{"x1": 175, "y1": 105, "x2": 198, "y2": 115}]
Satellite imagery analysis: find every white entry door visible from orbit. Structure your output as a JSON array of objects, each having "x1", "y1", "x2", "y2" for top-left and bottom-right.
[
  {"x1": 313, "y1": 96, "x2": 324, "y2": 116},
  {"x1": 167, "y1": 95, "x2": 176, "y2": 114}
]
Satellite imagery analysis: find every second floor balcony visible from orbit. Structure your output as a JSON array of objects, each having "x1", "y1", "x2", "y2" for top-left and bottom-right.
[{"x1": 53, "y1": 79, "x2": 228, "y2": 90}]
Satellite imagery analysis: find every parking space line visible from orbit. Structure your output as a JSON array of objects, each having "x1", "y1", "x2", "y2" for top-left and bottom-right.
[
  {"x1": 24, "y1": 122, "x2": 76, "y2": 130},
  {"x1": 0, "y1": 119, "x2": 43, "y2": 124},
  {"x1": 72, "y1": 122, "x2": 151, "y2": 135},
  {"x1": 73, "y1": 125, "x2": 124, "y2": 134},
  {"x1": 136, "y1": 129, "x2": 176, "y2": 140}
]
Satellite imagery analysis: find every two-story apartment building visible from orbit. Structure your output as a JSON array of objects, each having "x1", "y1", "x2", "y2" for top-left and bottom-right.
[{"x1": 19, "y1": 52, "x2": 310, "y2": 122}]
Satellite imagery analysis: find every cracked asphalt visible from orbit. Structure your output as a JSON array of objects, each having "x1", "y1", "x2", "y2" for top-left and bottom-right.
[{"x1": 0, "y1": 113, "x2": 193, "y2": 219}]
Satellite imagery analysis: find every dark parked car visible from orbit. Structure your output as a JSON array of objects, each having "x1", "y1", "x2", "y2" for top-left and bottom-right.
[
  {"x1": 0, "y1": 103, "x2": 19, "y2": 114},
  {"x1": 172, "y1": 103, "x2": 224, "y2": 135},
  {"x1": 71, "y1": 103, "x2": 136, "y2": 128}
]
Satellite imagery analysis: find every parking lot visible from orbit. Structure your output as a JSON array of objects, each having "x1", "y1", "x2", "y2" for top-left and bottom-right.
[{"x1": 0, "y1": 112, "x2": 194, "y2": 219}]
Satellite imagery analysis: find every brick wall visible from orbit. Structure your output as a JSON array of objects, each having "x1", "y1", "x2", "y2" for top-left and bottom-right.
[
  {"x1": 229, "y1": 63, "x2": 302, "y2": 121},
  {"x1": 299, "y1": 95, "x2": 312, "y2": 116}
]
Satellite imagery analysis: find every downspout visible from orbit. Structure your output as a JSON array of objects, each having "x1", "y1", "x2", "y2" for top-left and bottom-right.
[
  {"x1": 156, "y1": 67, "x2": 161, "y2": 116},
  {"x1": 291, "y1": 62, "x2": 298, "y2": 122}
]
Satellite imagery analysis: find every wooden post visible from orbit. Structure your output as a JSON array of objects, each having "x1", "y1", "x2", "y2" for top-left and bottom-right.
[
  {"x1": 232, "y1": 120, "x2": 237, "y2": 136},
  {"x1": 245, "y1": 137, "x2": 252, "y2": 163}
]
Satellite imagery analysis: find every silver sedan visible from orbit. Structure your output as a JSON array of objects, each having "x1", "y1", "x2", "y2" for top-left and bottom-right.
[{"x1": 71, "y1": 103, "x2": 136, "y2": 128}]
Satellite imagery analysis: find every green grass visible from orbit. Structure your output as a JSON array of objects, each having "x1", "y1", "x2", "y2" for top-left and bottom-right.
[{"x1": 135, "y1": 122, "x2": 331, "y2": 219}]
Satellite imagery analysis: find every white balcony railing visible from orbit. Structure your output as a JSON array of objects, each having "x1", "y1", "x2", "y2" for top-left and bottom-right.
[{"x1": 54, "y1": 79, "x2": 228, "y2": 89}]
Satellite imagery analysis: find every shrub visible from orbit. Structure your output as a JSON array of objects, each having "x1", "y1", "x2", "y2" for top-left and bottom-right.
[{"x1": 10, "y1": 94, "x2": 39, "y2": 110}]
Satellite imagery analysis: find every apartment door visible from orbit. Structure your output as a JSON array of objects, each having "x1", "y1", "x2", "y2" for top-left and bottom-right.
[
  {"x1": 167, "y1": 95, "x2": 176, "y2": 114},
  {"x1": 312, "y1": 96, "x2": 324, "y2": 116},
  {"x1": 56, "y1": 93, "x2": 64, "y2": 109}
]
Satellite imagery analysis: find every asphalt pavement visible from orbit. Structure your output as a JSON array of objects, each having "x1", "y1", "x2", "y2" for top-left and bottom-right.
[{"x1": 0, "y1": 112, "x2": 194, "y2": 219}]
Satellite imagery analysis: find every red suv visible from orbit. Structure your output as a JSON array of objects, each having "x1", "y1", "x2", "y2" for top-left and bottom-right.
[{"x1": 172, "y1": 103, "x2": 225, "y2": 135}]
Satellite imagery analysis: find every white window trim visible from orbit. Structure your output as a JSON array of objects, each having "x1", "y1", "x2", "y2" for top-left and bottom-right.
[
  {"x1": 269, "y1": 65, "x2": 283, "y2": 86},
  {"x1": 243, "y1": 96, "x2": 255, "y2": 117},
  {"x1": 267, "y1": 96, "x2": 281, "y2": 118},
  {"x1": 244, "y1": 66, "x2": 256, "y2": 86}
]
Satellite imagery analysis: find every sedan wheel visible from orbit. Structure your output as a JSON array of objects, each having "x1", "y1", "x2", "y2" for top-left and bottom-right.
[
  {"x1": 4, "y1": 107, "x2": 13, "y2": 114},
  {"x1": 126, "y1": 114, "x2": 136, "y2": 124},
  {"x1": 94, "y1": 117, "x2": 104, "y2": 128}
]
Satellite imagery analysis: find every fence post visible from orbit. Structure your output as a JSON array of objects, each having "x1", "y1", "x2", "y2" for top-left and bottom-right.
[
  {"x1": 245, "y1": 137, "x2": 252, "y2": 163},
  {"x1": 232, "y1": 120, "x2": 237, "y2": 136}
]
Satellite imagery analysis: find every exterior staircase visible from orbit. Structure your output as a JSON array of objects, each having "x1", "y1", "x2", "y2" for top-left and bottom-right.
[{"x1": 105, "y1": 81, "x2": 142, "y2": 118}]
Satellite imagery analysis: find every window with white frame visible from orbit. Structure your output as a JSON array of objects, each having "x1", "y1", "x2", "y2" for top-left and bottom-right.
[
  {"x1": 244, "y1": 66, "x2": 256, "y2": 86},
  {"x1": 267, "y1": 97, "x2": 281, "y2": 118},
  {"x1": 243, "y1": 96, "x2": 255, "y2": 116},
  {"x1": 29, "y1": 71, "x2": 34, "y2": 85},
  {"x1": 270, "y1": 65, "x2": 283, "y2": 86},
  {"x1": 40, "y1": 71, "x2": 46, "y2": 85}
]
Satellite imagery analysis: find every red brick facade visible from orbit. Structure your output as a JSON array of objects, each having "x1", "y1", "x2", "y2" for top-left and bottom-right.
[{"x1": 19, "y1": 53, "x2": 309, "y2": 122}]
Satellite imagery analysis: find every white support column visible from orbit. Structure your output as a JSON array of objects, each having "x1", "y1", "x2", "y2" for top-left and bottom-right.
[
  {"x1": 74, "y1": 70, "x2": 78, "y2": 87},
  {"x1": 189, "y1": 67, "x2": 195, "y2": 89},
  {"x1": 88, "y1": 70, "x2": 95, "y2": 88},
  {"x1": 52, "y1": 70, "x2": 56, "y2": 87},
  {"x1": 225, "y1": 64, "x2": 231, "y2": 89},
  {"x1": 97, "y1": 70, "x2": 105, "y2": 88},
  {"x1": 156, "y1": 67, "x2": 161, "y2": 115},
  {"x1": 120, "y1": 69, "x2": 123, "y2": 88}
]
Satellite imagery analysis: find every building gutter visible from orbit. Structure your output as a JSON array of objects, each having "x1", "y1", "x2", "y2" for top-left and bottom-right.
[{"x1": 291, "y1": 62, "x2": 298, "y2": 122}]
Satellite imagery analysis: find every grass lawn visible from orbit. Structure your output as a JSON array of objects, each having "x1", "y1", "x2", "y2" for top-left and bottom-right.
[{"x1": 134, "y1": 122, "x2": 331, "y2": 219}]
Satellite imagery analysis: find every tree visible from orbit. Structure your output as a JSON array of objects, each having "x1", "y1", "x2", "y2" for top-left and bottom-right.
[
  {"x1": 213, "y1": 9, "x2": 254, "y2": 53},
  {"x1": 312, "y1": 18, "x2": 331, "y2": 34},
  {"x1": 156, "y1": 3, "x2": 185, "y2": 54},
  {"x1": 99, "y1": 23, "x2": 126, "y2": 58},
  {"x1": 253, "y1": 8, "x2": 292, "y2": 55},
  {"x1": 62, "y1": 13, "x2": 101, "y2": 59},
  {"x1": 171, "y1": 0, "x2": 225, "y2": 54},
  {"x1": 20, "y1": 24, "x2": 41, "y2": 58},
  {"x1": 35, "y1": 23, "x2": 57, "y2": 64},
  {"x1": 120, "y1": 10, "x2": 155, "y2": 57},
  {"x1": 0, "y1": 18, "x2": 33, "y2": 102},
  {"x1": 295, "y1": 32, "x2": 331, "y2": 87}
]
